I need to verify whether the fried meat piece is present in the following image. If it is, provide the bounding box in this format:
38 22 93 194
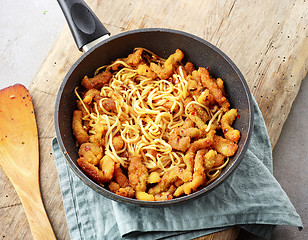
135 191 155 201
72 110 89 145
77 155 114 184
221 109 241 143
81 70 112 90
168 128 191 152
216 78 226 95
148 171 161 184
101 98 117 112
125 49 143 66
213 153 225 167
89 123 107 146
112 135 124 151
199 67 230 111
182 130 215 173
203 149 216 171
128 157 149 192
212 135 238 157
154 185 176 201
109 179 135 198
116 187 135 198
148 167 192 195
174 149 207 196
150 49 184 79
187 112 208 132
184 62 195 76
186 130 215 154
109 181 120 192
114 163 129 188
77 100 91 117
83 89 100 104
168 120 203 152
98 155 116 181
78 142 102 165
184 152 195 173
183 127 203 139
137 64 157 79
197 89 215 107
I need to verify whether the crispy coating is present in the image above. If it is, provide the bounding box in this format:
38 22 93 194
89 123 107 146
212 135 238 157
128 157 149 192
203 149 216 171
187 130 215 154
116 187 135 198
83 89 100 104
154 185 176 201
98 155 115 182
77 100 91 117
78 142 102 165
72 110 89 145
183 127 203 139
221 109 241 143
114 163 129 188
137 64 157 79
125 49 143 66
168 128 191 152
81 70 112 90
213 153 225 167
101 98 116 112
184 62 195 76
174 149 207 196
188 112 208 132
112 135 124 151
148 171 161 184
77 154 114 184
184 152 195 173
150 49 184 79
135 191 155 201
199 67 230 111
148 167 192 195
109 181 135 198
197 89 215 107
109 181 120 192
216 78 225 95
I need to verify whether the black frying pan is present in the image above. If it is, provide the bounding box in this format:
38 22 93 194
55 0 254 207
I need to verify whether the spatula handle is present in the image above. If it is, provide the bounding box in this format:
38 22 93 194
11 178 56 240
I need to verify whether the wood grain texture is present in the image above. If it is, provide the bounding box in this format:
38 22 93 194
0 85 56 240
1 0 307 239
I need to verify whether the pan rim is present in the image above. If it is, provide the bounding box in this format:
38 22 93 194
54 28 254 207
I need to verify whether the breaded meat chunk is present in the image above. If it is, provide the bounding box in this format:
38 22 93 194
128 157 149 192
72 110 89 145
150 49 184 79
81 70 112 90
212 135 238 157
199 67 230 111
221 109 241 143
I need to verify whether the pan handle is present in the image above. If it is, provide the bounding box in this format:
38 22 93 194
57 0 110 52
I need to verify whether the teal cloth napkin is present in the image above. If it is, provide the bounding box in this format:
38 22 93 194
52 97 303 240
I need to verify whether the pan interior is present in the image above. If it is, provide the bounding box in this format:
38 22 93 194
55 29 253 207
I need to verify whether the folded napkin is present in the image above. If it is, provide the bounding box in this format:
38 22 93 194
52 97 303 240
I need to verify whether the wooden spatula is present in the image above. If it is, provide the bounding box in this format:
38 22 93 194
0 84 56 240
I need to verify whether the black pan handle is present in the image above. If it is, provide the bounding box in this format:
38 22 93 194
57 0 110 51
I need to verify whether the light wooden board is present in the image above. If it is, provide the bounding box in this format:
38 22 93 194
1 0 307 239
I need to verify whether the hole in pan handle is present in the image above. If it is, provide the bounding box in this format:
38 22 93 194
57 0 110 52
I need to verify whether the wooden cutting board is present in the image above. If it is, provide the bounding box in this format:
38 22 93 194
1 0 307 239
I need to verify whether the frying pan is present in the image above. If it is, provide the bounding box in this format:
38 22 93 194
55 0 254 207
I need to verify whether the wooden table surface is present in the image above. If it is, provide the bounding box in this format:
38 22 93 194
1 0 308 239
